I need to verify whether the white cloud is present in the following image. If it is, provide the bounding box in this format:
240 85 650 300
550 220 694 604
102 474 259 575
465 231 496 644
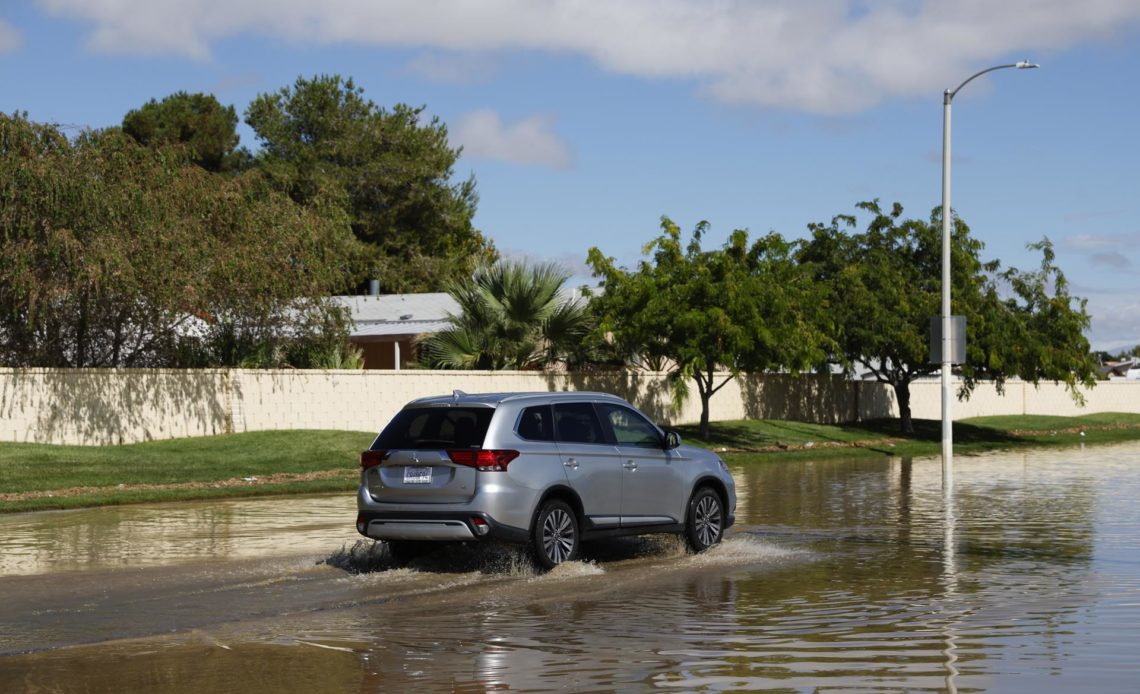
36 0 1140 113
452 110 573 170
1081 289 1140 351
0 19 22 53
500 248 594 280
1089 252 1132 271
1063 231 1140 252
1061 232 1140 274
405 52 499 84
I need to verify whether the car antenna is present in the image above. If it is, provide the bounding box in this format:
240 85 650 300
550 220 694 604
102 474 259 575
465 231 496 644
452 389 467 404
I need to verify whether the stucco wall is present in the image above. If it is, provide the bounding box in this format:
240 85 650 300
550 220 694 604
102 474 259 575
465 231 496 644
1 368 1137 445
905 379 1140 419
0 369 234 445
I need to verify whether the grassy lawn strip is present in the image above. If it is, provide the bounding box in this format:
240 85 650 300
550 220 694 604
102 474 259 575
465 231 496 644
1 430 373 513
677 412 1140 463
4 414 1140 513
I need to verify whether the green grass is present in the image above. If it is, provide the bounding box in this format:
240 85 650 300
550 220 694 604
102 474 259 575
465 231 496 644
4 414 1140 513
1 430 374 513
1 479 358 514
0 430 373 491
677 413 1140 464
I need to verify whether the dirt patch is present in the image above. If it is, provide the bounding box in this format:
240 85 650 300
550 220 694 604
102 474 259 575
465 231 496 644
1005 423 1140 436
0 469 356 503
717 438 903 454
720 423 1140 454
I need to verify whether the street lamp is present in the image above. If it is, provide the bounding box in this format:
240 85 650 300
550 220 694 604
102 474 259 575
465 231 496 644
941 60 1038 491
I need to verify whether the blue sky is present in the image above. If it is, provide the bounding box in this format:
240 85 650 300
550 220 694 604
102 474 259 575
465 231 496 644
4 1 1140 351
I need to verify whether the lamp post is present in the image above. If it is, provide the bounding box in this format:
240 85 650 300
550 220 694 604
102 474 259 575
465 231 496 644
941 61 1038 491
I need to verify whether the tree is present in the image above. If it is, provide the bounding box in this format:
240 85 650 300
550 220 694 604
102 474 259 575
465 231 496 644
418 261 591 370
245 75 494 292
0 113 359 368
798 200 1098 434
588 217 832 438
970 238 1099 394
122 91 249 172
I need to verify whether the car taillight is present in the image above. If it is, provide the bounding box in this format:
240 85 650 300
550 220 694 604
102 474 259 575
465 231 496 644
447 449 520 471
360 449 389 470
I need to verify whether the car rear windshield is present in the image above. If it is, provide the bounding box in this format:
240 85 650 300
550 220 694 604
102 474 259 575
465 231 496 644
372 407 494 450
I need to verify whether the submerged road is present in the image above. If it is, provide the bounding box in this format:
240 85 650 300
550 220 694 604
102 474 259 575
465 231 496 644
4 446 1140 692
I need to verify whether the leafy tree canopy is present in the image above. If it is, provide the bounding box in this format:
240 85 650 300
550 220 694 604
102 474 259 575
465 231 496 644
588 217 832 438
419 261 591 370
798 200 1097 433
122 91 249 173
245 74 495 293
0 112 360 368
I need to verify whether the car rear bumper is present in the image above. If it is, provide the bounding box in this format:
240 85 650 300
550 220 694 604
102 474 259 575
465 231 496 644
356 510 530 544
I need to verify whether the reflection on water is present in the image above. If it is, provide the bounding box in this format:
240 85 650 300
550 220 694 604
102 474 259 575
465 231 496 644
0 495 361 575
3 443 1140 692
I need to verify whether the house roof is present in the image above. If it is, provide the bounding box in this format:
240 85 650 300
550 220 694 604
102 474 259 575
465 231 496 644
350 319 454 338
332 285 597 340
332 293 458 339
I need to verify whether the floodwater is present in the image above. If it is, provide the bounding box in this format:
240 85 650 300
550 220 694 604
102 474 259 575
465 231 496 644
2 443 1139 692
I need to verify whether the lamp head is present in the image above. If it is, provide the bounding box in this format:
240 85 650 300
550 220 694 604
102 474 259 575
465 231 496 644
1015 60 1040 69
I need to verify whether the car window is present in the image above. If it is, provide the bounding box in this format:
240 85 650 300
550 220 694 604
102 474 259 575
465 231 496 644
597 403 662 447
553 403 605 445
517 405 554 441
373 407 493 449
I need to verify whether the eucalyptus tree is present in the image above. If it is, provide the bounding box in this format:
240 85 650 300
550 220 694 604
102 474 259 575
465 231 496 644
418 261 591 370
0 113 358 368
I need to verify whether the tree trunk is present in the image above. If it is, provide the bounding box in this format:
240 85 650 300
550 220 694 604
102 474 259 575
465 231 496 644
894 380 914 435
694 367 713 440
699 389 711 440
76 290 89 368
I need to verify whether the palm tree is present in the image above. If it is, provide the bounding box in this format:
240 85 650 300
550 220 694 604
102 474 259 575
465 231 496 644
419 261 591 370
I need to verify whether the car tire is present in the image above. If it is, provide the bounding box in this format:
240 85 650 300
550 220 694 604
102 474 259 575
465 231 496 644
685 487 725 553
531 499 580 570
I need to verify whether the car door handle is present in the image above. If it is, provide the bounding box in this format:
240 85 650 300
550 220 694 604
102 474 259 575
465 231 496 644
623 460 638 471
563 458 579 470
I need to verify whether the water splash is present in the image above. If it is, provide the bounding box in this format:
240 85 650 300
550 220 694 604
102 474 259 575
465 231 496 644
535 560 606 580
685 535 800 568
320 540 396 574
321 540 540 577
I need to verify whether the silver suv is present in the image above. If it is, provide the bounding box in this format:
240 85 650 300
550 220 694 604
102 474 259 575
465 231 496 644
356 391 735 569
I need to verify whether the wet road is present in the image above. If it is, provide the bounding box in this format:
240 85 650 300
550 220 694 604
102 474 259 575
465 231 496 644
3 443 1140 692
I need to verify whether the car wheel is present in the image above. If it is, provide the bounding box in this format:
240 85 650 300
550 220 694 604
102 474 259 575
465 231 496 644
532 499 580 569
685 487 724 553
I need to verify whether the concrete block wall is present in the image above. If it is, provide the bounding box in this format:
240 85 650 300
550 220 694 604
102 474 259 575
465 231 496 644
0 369 231 445
2 368 1138 445
905 379 1140 420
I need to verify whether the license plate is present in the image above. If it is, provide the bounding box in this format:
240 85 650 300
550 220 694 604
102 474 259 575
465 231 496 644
403 466 433 485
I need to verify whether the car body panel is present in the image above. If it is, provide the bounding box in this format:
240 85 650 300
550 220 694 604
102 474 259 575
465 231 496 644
365 450 477 505
615 444 688 525
557 443 622 526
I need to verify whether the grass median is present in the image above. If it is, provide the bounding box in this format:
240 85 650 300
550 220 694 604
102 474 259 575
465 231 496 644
677 412 1140 464
0 430 375 513
3 413 1140 513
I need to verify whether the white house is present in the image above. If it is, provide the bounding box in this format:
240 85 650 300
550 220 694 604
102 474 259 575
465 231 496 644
332 293 457 369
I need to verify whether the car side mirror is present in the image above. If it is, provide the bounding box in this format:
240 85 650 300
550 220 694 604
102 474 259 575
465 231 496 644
664 430 682 450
